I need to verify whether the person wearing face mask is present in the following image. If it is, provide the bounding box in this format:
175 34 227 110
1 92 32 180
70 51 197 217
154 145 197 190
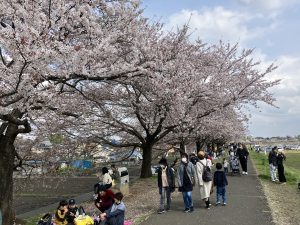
100 192 125 225
157 158 175 214
177 152 196 213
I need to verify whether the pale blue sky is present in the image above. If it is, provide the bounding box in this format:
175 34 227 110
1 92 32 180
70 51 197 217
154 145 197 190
141 0 300 137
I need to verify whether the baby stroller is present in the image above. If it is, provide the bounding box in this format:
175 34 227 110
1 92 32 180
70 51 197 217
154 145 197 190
230 156 240 175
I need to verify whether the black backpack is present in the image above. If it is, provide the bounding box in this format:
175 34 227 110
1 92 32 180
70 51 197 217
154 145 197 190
37 213 52 225
199 160 213 182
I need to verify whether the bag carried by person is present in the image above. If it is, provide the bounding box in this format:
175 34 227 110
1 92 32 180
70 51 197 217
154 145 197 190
37 213 52 225
199 160 213 182
74 215 94 225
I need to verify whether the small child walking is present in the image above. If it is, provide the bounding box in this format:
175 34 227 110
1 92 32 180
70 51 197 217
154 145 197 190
223 158 229 174
213 163 228 206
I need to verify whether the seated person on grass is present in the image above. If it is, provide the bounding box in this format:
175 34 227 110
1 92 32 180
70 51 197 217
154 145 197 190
100 192 125 225
54 200 69 225
95 185 115 213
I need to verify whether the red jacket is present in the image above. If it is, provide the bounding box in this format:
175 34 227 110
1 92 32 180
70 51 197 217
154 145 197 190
94 189 115 212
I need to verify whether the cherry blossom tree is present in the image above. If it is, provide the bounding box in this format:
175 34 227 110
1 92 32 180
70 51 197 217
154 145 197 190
0 1 280 224
0 0 156 223
66 35 279 178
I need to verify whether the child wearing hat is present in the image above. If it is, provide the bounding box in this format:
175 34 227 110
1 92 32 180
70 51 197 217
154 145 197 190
157 158 175 214
66 199 79 225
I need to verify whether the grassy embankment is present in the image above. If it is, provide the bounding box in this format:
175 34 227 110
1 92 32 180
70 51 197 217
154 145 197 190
250 150 300 185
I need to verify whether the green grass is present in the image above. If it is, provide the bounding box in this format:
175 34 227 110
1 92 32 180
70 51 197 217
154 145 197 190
250 150 300 185
24 214 43 225
285 151 300 170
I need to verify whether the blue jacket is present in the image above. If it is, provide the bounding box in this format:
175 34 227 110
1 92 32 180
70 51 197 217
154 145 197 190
177 162 195 188
105 202 125 225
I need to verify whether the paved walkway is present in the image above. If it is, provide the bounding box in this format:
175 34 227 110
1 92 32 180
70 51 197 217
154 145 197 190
140 159 274 225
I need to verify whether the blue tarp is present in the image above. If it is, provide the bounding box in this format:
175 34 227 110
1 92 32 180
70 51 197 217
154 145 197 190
71 160 92 169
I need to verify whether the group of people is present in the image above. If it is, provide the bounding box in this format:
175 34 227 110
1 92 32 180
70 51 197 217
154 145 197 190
268 146 287 184
53 199 89 225
156 149 229 214
92 165 125 225
227 143 249 175
52 165 125 225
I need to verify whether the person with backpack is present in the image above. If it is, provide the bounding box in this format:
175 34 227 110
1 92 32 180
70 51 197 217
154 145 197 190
177 152 196 213
196 151 213 209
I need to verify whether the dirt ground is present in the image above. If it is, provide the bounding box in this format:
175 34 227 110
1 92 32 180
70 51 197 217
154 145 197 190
260 181 300 225
81 177 172 222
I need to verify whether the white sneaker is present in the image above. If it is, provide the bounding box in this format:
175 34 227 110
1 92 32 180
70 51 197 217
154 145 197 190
245 172 248 175
242 171 245 174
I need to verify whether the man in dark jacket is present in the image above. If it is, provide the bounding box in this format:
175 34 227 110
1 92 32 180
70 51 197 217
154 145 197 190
157 158 175 214
268 146 278 182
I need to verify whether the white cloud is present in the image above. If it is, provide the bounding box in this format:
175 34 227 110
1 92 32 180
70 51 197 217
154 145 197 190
165 7 274 45
235 0 300 11
248 55 300 136
164 5 300 137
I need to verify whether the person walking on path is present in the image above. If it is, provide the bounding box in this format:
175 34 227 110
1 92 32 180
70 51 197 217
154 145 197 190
177 152 196 213
223 158 229 174
195 151 213 209
157 158 175 214
276 149 286 184
236 143 249 174
213 163 228 206
268 147 278 182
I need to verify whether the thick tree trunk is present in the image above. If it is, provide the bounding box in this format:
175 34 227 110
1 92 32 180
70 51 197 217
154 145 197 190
196 141 201 153
180 141 185 153
140 144 153 178
0 109 25 225
196 139 206 153
0 137 15 225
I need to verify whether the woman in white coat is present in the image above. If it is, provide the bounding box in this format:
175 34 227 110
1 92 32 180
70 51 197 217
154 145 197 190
196 151 213 209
